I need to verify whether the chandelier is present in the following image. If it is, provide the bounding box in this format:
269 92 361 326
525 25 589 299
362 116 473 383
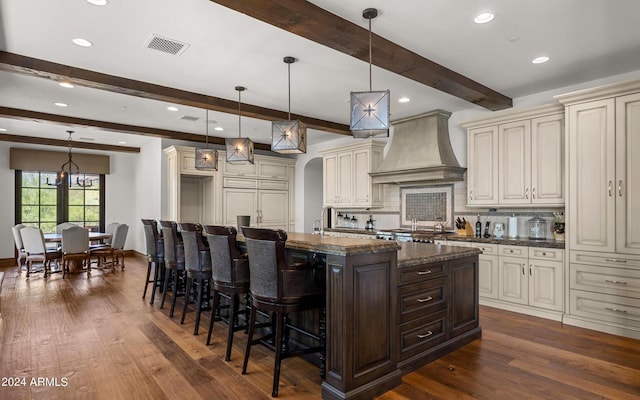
195 109 218 170
46 130 93 187
271 56 307 154
225 86 255 164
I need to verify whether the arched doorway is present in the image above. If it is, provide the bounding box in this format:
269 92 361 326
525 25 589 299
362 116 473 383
303 157 323 233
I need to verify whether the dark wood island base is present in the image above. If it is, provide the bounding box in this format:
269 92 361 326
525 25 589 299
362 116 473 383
240 233 482 400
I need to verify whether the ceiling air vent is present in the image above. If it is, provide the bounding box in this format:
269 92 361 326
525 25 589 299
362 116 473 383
144 34 190 56
180 115 200 122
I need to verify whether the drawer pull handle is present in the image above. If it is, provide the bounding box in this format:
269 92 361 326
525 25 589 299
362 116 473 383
605 307 628 314
605 279 628 285
417 296 434 303
417 331 433 339
510 250 514 253
605 258 628 263
417 270 433 275
542 252 547 256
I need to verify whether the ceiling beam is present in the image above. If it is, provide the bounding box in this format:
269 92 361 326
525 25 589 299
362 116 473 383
210 0 512 111
0 133 140 153
0 51 351 135
0 106 274 151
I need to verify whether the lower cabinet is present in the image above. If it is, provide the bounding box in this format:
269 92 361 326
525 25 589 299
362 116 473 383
396 255 480 370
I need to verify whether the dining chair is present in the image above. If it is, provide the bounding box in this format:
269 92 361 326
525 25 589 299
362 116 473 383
11 223 27 269
241 227 325 397
20 226 62 278
91 223 129 271
56 222 79 233
61 225 91 278
104 221 120 246
204 224 250 361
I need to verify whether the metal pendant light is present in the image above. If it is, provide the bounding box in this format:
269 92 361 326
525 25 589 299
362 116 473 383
225 86 255 164
46 130 93 187
195 109 218 170
350 8 390 138
272 56 307 154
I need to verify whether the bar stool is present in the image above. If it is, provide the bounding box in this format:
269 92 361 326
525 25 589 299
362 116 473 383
203 225 250 361
241 227 325 397
159 221 186 317
179 223 212 335
141 219 164 304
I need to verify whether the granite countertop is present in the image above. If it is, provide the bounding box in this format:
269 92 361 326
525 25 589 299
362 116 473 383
397 242 482 267
324 228 378 235
438 235 565 249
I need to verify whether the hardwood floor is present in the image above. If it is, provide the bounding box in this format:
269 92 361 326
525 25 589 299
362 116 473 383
1 255 639 400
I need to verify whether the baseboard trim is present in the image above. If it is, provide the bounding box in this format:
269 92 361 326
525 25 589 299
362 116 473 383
0 258 16 269
562 315 640 340
479 298 563 321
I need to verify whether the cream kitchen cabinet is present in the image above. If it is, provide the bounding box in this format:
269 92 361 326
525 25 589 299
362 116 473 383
321 140 385 208
463 104 564 207
556 79 640 339
221 187 288 231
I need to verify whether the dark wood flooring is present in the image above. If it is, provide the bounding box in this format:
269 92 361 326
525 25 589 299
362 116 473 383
1 255 639 399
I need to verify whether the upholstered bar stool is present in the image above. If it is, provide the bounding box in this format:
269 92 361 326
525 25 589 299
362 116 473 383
159 221 186 317
179 223 212 335
141 219 164 304
203 225 250 361
241 227 325 397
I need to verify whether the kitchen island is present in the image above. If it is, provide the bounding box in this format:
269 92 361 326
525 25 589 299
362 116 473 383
240 232 481 400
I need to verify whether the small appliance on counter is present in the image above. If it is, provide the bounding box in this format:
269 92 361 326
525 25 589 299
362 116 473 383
528 215 548 240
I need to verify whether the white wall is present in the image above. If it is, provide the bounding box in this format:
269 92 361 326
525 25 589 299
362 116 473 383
0 142 16 259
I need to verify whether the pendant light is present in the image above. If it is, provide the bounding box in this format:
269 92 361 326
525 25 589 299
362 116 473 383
350 7 390 138
271 56 307 154
195 109 218 170
46 130 93 187
225 86 255 164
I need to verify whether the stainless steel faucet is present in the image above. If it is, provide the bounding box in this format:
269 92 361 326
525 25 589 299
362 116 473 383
319 206 330 236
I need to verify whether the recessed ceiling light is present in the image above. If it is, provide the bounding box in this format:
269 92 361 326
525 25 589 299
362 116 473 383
54 102 68 107
398 97 410 103
532 56 550 64
508 36 520 42
0 128 7 132
59 82 74 88
474 12 495 24
72 38 93 47
167 106 179 111
86 0 108 5
214 127 224 131
118 141 127 144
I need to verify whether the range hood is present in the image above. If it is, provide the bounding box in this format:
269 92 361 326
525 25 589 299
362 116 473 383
370 109 466 185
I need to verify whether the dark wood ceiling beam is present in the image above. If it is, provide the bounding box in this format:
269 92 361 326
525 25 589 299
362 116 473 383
0 106 273 151
0 51 351 135
0 133 140 153
210 0 512 111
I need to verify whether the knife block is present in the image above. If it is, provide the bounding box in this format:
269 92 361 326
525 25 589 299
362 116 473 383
457 222 475 237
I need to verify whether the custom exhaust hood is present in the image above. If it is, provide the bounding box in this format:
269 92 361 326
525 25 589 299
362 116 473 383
370 109 466 185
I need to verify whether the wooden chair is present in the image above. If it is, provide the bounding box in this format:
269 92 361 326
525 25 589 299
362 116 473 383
241 227 325 397
61 225 91 278
56 222 78 233
91 223 129 271
159 221 186 317
11 223 27 269
142 219 164 304
20 226 61 278
179 223 212 335
203 225 250 361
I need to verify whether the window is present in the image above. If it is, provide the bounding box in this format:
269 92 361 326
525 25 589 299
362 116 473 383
16 170 105 233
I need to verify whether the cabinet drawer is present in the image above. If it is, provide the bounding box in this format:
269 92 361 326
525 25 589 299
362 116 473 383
570 251 640 269
223 177 257 189
469 242 498 255
570 263 640 299
398 277 447 323
499 244 528 258
529 247 564 262
224 161 257 177
259 162 290 180
399 311 448 360
398 262 447 286
258 180 289 191
569 289 640 328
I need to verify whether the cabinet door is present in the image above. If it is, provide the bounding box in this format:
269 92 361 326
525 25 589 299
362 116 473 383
499 120 531 204
531 114 564 204
337 152 353 205
616 93 640 255
478 254 499 299
498 256 528 305
222 188 257 228
258 190 288 230
353 148 372 206
450 257 479 338
568 99 616 252
468 126 498 205
323 154 338 206
528 259 563 311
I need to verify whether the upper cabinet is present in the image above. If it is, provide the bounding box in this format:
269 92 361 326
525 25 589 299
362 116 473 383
321 140 386 208
463 104 565 207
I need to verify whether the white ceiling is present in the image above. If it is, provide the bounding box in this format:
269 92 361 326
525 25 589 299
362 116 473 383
1 0 640 149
